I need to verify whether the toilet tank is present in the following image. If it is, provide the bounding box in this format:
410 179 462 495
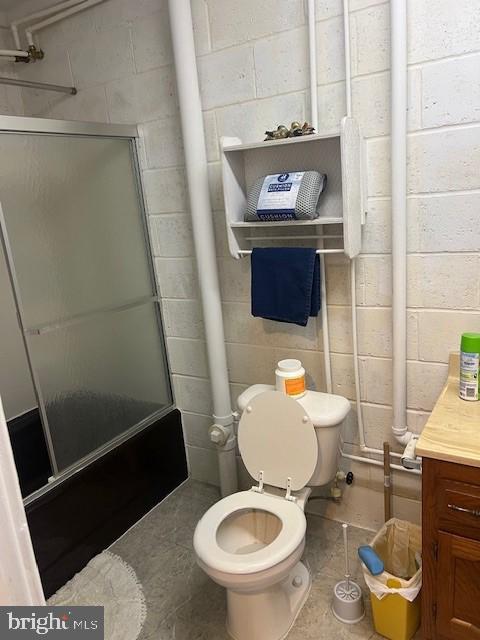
236 386 351 488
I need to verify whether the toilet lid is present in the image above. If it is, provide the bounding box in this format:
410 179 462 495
238 391 318 491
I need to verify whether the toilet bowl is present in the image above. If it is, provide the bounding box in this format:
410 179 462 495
193 490 311 640
193 388 350 640
194 490 311 640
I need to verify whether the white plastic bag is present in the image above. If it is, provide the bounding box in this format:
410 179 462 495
361 518 422 602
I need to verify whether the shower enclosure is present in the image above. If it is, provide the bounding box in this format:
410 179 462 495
0 116 174 500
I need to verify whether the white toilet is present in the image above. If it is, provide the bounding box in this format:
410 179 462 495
193 386 351 640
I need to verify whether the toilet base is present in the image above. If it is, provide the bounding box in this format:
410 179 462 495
226 561 311 640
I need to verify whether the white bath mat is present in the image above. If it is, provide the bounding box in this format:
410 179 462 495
48 551 146 640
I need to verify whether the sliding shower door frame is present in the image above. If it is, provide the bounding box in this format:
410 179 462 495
0 116 175 504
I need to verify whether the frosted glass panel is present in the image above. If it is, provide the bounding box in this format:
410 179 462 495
0 127 172 475
0 134 152 329
28 303 170 471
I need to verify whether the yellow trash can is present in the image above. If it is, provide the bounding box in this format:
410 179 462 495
361 519 422 640
370 578 421 640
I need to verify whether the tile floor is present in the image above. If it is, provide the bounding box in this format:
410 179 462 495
110 480 421 640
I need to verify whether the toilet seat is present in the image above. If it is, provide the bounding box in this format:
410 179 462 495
194 490 306 575
238 391 318 491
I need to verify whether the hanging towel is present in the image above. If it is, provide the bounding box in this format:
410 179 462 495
251 247 321 327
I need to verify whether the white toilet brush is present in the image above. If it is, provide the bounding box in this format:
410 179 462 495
331 523 365 624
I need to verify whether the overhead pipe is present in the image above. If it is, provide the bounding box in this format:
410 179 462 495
10 0 86 49
168 0 237 496
25 0 107 47
7 0 106 64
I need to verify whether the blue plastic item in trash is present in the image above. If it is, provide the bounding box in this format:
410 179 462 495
358 545 384 576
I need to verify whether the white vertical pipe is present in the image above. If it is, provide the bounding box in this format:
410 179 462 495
342 0 352 117
343 0 367 451
307 0 318 131
308 0 332 393
391 0 411 446
168 0 237 495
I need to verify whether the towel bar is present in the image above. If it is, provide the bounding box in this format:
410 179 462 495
244 234 343 241
238 248 344 256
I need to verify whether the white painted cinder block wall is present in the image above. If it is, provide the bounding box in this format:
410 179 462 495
3 0 480 528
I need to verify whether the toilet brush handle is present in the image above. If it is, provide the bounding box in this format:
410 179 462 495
342 523 350 590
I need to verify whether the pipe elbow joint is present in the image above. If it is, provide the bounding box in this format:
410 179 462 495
392 425 413 447
401 435 421 471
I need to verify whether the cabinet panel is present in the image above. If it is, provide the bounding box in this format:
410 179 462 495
436 531 480 640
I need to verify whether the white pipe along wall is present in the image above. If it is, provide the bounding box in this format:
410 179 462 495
10 0 87 49
168 0 238 497
307 0 333 395
306 0 418 473
391 0 415 450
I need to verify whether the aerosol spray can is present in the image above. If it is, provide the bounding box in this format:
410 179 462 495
459 333 480 401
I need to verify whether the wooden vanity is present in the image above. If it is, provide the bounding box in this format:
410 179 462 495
417 354 480 640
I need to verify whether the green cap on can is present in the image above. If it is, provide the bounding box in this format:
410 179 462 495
461 332 480 353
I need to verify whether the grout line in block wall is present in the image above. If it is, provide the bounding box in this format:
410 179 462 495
202 0 213 53
358 399 431 415
208 85 308 113
359 251 480 258
251 45 258 99
196 25 307 60
182 410 215 418
172 373 210 382
167 337 206 345
419 65 425 131
199 1 391 62
407 188 480 199
220 301 480 314
327 304 480 315
365 122 480 146
143 160 187 172
408 47 480 71
148 211 191 219
408 120 480 137
350 67 389 82
221 341 454 368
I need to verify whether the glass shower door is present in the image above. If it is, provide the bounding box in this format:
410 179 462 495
0 132 172 474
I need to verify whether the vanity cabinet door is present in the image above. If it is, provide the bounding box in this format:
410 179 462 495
436 531 480 639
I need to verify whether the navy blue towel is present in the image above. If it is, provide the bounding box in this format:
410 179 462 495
251 247 321 327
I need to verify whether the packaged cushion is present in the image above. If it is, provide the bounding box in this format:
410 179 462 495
245 171 326 222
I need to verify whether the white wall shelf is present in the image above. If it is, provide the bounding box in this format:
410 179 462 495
230 217 343 228
221 116 366 259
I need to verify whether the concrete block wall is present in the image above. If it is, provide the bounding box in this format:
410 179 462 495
2 0 479 528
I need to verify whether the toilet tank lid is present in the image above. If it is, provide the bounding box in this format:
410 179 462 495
237 386 350 428
296 391 351 427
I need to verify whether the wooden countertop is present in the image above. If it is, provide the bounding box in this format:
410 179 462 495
416 353 480 467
